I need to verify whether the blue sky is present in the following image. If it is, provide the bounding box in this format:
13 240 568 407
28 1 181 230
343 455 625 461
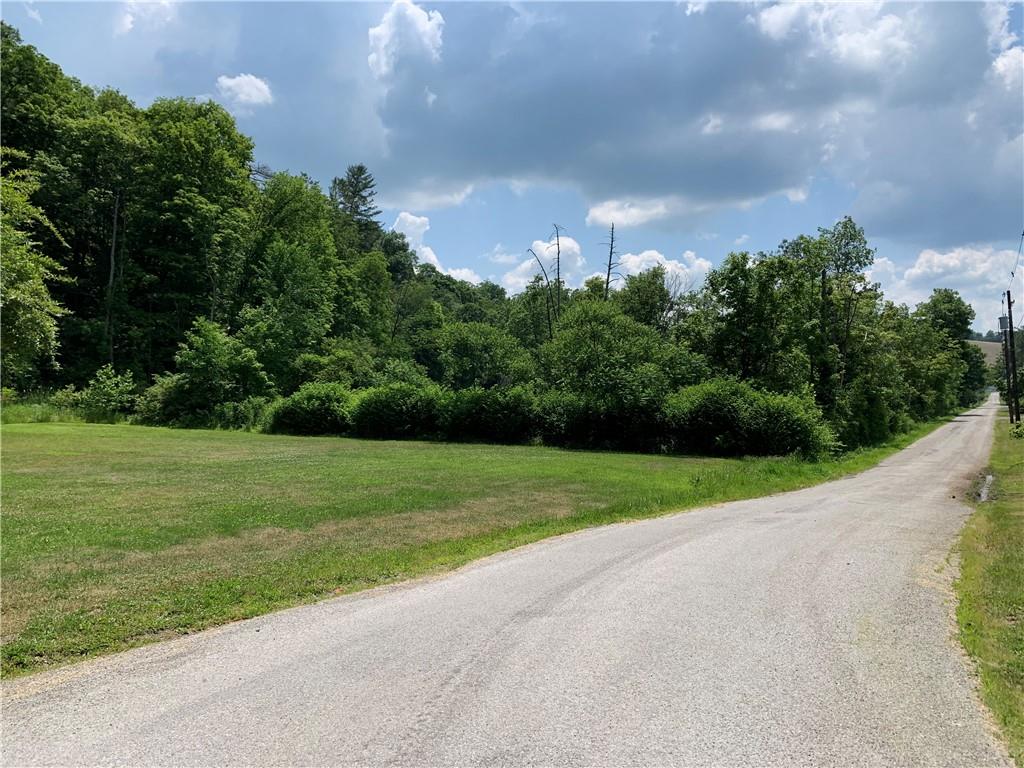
8 1 1024 328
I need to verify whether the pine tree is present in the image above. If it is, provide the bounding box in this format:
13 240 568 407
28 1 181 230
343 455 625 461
331 164 382 224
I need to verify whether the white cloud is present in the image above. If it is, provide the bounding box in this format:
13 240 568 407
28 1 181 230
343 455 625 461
757 2 804 40
753 111 796 132
529 235 585 274
757 3 911 72
392 211 480 283
215 74 273 112
448 267 482 283
23 3 42 24
869 245 1018 331
617 249 712 291
500 258 541 293
424 87 437 107
784 186 809 203
368 0 445 80
685 2 707 17
991 46 1024 91
586 198 673 228
982 2 1018 53
114 0 176 35
502 234 586 293
486 244 520 265
379 182 473 211
734 234 750 246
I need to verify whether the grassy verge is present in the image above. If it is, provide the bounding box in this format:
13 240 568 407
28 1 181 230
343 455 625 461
1 418 945 677
957 411 1024 766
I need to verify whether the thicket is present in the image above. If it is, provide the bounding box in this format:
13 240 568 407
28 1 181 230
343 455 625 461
0 23 992 459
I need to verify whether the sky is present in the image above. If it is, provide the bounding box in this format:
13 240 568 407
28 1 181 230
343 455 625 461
7 0 1024 329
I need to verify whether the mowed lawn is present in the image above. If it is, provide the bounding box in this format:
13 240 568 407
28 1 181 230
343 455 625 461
957 415 1024 765
2 421 940 676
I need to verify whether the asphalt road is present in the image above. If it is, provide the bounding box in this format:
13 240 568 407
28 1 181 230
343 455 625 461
2 395 1010 767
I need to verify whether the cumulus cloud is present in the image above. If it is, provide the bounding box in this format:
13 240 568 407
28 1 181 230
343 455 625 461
756 3 912 72
392 211 480 283
618 249 713 290
114 0 176 35
368 0 444 80
216 74 273 112
734 234 750 246
868 245 1019 330
368 2 1020 245
502 234 586 293
486 244 521 265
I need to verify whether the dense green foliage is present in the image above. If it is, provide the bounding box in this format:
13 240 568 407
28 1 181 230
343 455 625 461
1 24 986 457
265 382 354 436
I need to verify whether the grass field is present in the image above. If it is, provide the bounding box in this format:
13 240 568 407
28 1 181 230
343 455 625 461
1 419 945 676
957 414 1024 766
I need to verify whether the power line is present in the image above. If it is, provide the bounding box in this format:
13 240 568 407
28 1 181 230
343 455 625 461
1008 228 1024 292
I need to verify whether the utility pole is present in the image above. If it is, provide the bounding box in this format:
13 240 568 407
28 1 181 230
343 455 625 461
1007 290 1021 422
1001 313 1015 423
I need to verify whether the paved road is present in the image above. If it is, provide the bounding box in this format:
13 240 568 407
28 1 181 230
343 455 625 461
2 395 1010 767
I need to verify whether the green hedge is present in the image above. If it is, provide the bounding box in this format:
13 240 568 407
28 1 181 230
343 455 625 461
351 383 444 439
265 383 353 435
663 378 836 457
440 386 536 444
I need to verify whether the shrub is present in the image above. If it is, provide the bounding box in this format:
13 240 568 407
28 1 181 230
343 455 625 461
440 386 536 444
532 389 593 447
265 383 354 435
78 364 136 422
49 384 82 410
213 397 274 432
135 320 274 427
351 383 443 440
663 378 835 458
133 374 182 426
1011 423 1024 441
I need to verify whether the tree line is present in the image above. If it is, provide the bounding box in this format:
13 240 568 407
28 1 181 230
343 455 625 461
0 24 989 456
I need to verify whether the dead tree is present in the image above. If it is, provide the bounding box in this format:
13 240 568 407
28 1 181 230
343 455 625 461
529 248 554 341
603 223 620 300
551 224 565 320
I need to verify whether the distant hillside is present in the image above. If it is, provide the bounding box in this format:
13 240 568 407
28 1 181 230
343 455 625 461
969 340 1002 366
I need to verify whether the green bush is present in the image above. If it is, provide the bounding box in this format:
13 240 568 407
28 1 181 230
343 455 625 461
265 383 354 435
1011 423 1024 441
49 385 81 410
664 378 835 458
134 320 274 427
213 397 274 432
78 365 136 422
133 374 181 426
533 389 594 447
440 386 536 444
351 383 443 440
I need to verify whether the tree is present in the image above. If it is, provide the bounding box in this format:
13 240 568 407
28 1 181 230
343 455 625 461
433 322 534 390
915 288 974 341
0 152 67 385
615 265 672 332
330 164 382 250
